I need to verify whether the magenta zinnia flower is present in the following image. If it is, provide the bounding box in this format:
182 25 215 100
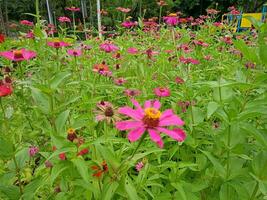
65 6 80 12
47 40 71 48
100 42 119 53
154 87 171 97
121 21 137 29
163 14 179 26
0 49 36 62
58 16 71 23
127 47 139 55
20 20 34 27
116 99 186 148
67 49 82 57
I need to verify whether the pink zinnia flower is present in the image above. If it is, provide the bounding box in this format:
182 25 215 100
179 44 192 53
163 14 179 26
154 87 171 97
175 76 185 84
25 31 35 39
213 22 223 27
222 36 233 45
179 56 200 65
58 16 71 23
114 77 127 85
67 49 82 57
116 7 131 13
47 40 71 48
0 49 36 62
65 6 80 12
124 89 141 97
20 20 34 26
193 40 209 47
121 21 137 29
136 161 144 171
100 42 119 53
116 99 186 148
28 146 39 157
127 47 139 54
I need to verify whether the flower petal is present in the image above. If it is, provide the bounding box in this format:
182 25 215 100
128 127 146 142
116 120 143 131
159 110 184 126
148 129 164 148
156 127 186 142
118 106 143 120
131 99 144 114
152 100 161 109
144 100 151 109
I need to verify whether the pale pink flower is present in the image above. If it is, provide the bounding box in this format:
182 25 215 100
67 49 82 57
0 49 36 62
94 101 121 124
124 89 141 97
100 42 119 53
58 16 71 23
127 47 139 54
65 7 80 12
115 99 186 148
154 87 171 97
28 146 39 157
116 7 131 13
114 77 127 85
136 161 144 171
20 20 34 26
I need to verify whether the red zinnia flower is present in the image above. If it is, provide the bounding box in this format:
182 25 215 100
0 84 12 97
0 34 5 43
91 161 108 177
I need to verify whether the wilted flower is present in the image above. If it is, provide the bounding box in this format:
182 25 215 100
178 44 193 53
0 49 36 62
94 101 121 124
67 128 77 142
77 148 89 156
45 160 53 168
193 40 209 47
175 76 185 84
154 87 171 97
91 161 108 177
179 56 200 65
28 146 39 157
213 22 223 27
206 9 220 15
157 0 168 6
221 36 233 45
116 99 186 148
25 31 35 39
58 16 71 23
245 61 256 69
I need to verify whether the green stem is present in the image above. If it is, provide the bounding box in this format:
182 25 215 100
72 12 76 37
13 156 23 198
226 125 231 199
159 6 162 24
0 98 6 119
249 182 259 200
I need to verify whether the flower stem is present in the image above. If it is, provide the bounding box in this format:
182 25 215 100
129 131 148 160
0 98 6 119
72 12 76 37
159 6 162 25
13 156 23 197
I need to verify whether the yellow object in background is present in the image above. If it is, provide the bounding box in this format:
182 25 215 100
240 13 262 28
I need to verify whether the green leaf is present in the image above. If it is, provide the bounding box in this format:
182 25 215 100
50 72 71 90
22 177 44 199
259 44 267 66
72 158 90 183
0 184 20 200
0 138 14 160
51 163 69 184
125 176 139 200
102 182 119 200
252 151 267 181
200 150 226 178
55 110 70 134
207 102 219 119
31 87 50 114
172 182 187 200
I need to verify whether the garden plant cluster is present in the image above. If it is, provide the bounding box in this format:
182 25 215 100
0 3 267 200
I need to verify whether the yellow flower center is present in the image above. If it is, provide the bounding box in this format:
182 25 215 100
142 108 161 128
67 128 75 135
13 50 24 59
169 13 177 17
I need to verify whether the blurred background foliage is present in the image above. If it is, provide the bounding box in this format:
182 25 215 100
0 0 266 31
